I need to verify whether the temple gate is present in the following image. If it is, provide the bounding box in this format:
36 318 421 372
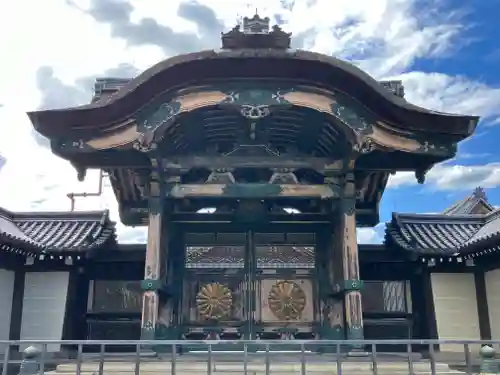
27 13 479 351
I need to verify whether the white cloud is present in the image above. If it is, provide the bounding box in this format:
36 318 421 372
1 0 500 243
388 163 500 191
391 71 500 122
357 224 385 244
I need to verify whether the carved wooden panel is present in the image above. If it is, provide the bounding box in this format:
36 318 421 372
255 245 315 269
87 319 141 340
258 279 313 323
90 280 142 313
196 282 233 320
183 277 244 323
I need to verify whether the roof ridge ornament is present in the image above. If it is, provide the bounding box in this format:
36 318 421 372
473 186 487 200
221 12 291 50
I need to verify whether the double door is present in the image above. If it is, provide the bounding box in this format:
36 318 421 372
182 231 317 341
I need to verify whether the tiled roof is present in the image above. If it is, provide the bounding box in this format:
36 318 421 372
443 187 495 215
0 208 116 255
386 210 500 256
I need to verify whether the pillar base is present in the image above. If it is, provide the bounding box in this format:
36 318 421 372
317 325 347 353
346 326 365 353
141 327 156 341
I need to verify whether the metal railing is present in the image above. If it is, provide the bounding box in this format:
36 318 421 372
3 339 500 375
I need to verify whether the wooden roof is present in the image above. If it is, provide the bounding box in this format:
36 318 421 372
27 49 478 141
25 21 481 229
0 208 116 256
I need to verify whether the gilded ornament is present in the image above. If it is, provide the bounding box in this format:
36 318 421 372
268 280 306 321
196 282 232 320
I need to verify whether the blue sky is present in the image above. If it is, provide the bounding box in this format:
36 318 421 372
371 0 500 241
1 0 500 244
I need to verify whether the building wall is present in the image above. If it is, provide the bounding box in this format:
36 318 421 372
0 270 14 352
485 269 500 339
431 273 480 351
20 272 70 352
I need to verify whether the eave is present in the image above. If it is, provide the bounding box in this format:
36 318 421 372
28 49 479 141
0 208 117 256
385 209 500 258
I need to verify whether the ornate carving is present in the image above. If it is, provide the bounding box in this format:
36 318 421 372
135 83 440 156
135 101 181 152
331 102 370 131
196 282 232 320
353 137 375 154
473 186 487 200
221 14 291 50
268 280 306 320
143 102 181 131
240 105 271 119
221 89 291 119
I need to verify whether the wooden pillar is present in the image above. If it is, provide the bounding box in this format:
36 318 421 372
140 193 164 340
340 172 364 341
322 226 345 340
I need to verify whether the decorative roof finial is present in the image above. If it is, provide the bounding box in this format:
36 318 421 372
221 12 291 50
242 12 270 34
473 186 487 200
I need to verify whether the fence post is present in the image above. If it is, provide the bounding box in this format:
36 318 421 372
18 346 41 375
479 345 499 375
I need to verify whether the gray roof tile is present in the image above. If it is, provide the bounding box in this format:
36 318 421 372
386 210 500 256
0 208 116 254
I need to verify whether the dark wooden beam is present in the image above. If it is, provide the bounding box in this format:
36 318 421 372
170 212 331 223
121 202 378 227
9 268 25 353
474 271 491 340
163 183 339 199
422 271 439 349
161 155 345 173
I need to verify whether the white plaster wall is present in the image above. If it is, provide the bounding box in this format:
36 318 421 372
20 272 69 352
0 270 15 352
485 269 500 339
431 273 480 352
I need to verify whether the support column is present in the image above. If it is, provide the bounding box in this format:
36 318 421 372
340 172 364 341
140 194 164 340
319 227 345 340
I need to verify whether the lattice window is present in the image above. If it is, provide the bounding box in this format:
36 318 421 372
185 246 245 268
256 245 315 268
362 280 412 313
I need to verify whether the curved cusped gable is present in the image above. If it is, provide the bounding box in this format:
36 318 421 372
72 83 449 156
28 50 479 143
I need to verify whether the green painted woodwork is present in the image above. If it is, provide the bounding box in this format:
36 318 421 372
346 325 364 340
148 197 163 213
346 326 365 351
140 278 163 291
319 323 344 341
135 82 380 152
341 198 356 216
332 279 364 295
143 101 182 131
220 87 293 107
140 326 155 341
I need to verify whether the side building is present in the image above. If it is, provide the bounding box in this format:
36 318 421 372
0 187 498 353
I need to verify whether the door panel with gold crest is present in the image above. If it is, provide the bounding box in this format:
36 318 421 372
182 244 249 339
253 233 317 340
